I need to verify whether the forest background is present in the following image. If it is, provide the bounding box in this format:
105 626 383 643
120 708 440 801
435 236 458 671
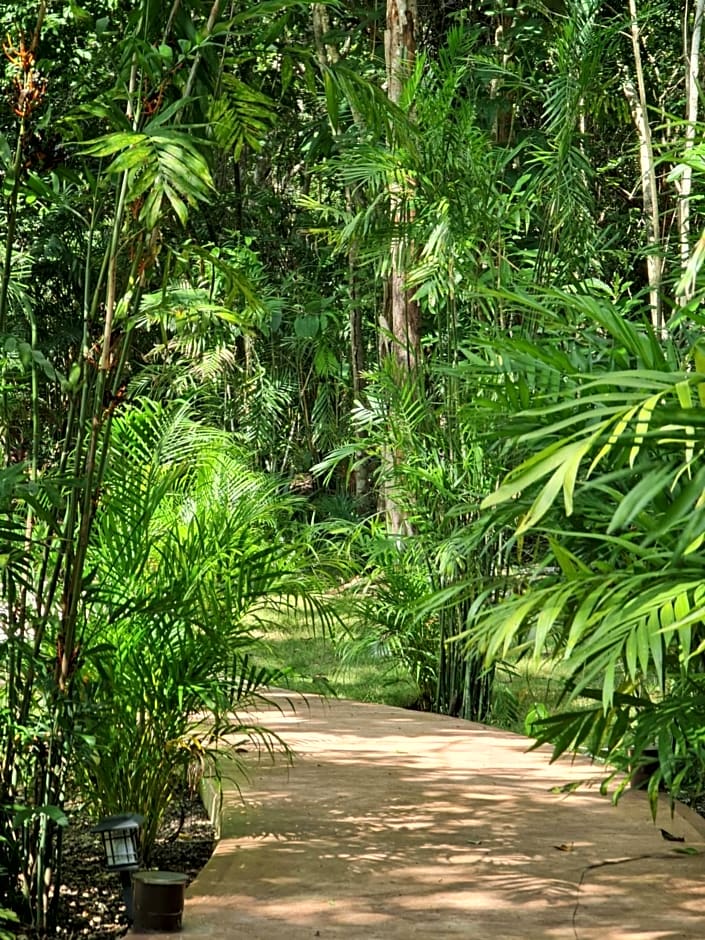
3 0 705 933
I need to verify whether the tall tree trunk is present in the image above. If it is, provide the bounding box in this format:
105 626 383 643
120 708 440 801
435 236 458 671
381 0 420 535
490 0 517 146
384 0 420 373
677 0 705 303
625 0 663 333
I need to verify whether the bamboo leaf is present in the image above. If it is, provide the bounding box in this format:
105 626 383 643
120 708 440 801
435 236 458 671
607 462 673 533
629 391 662 466
483 439 583 510
81 131 144 157
517 464 565 533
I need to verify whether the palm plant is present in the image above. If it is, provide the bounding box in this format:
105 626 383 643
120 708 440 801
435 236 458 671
448 284 705 801
529 0 609 285
316 357 506 719
0 0 254 926
74 400 323 859
301 24 530 716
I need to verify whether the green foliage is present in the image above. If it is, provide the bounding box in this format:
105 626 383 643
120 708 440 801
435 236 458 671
211 75 278 160
0 906 19 940
82 120 214 228
334 529 442 709
456 287 705 802
316 362 505 720
74 401 316 857
0 0 336 928
249 609 420 707
6 0 705 929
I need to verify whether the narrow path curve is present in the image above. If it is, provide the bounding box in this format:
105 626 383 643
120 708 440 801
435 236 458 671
134 693 705 939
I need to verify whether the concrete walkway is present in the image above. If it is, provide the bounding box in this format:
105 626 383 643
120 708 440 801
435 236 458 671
136 693 705 939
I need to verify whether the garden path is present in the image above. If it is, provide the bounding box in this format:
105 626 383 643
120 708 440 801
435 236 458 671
132 692 705 939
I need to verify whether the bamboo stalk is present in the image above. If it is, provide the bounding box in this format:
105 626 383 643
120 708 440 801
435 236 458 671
625 0 663 333
182 0 222 104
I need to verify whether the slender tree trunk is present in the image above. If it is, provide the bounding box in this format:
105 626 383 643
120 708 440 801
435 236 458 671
490 1 516 146
312 2 338 67
383 0 419 373
384 0 420 372
677 0 705 303
381 0 420 535
625 0 663 333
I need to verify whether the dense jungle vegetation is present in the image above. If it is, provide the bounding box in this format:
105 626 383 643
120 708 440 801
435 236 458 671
3 0 705 931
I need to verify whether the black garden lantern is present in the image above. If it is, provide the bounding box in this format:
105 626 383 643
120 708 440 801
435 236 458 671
91 813 145 920
92 813 144 869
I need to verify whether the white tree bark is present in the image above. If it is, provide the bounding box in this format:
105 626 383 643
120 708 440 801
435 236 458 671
677 0 705 303
626 0 663 333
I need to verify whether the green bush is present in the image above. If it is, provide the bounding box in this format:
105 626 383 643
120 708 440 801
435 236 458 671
73 401 325 859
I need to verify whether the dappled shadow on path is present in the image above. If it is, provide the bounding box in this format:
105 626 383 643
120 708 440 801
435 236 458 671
181 695 705 940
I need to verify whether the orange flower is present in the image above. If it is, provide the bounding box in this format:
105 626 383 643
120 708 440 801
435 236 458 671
3 34 46 119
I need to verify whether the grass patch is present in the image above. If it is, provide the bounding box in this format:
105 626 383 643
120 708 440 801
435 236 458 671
254 617 419 708
253 609 589 732
489 658 599 738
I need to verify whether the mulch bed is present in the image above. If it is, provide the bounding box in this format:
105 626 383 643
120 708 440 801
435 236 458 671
15 790 216 939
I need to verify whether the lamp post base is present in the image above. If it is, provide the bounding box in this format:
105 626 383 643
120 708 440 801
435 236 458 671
119 869 134 923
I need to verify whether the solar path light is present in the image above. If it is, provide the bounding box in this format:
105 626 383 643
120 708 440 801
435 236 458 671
91 813 144 921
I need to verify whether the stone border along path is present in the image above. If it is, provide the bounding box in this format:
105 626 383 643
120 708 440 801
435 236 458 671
132 692 705 939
